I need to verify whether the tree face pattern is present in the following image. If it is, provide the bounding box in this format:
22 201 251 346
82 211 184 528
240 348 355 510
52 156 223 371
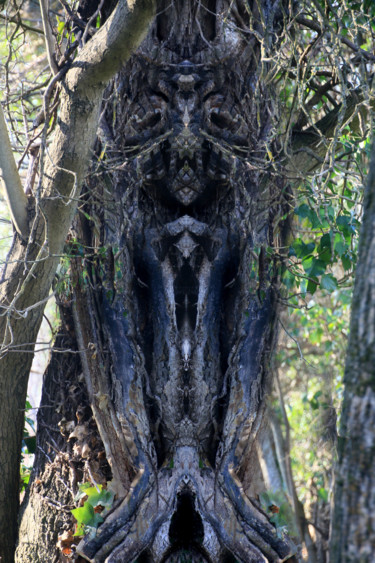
77 2 296 561
126 61 241 466
131 60 245 208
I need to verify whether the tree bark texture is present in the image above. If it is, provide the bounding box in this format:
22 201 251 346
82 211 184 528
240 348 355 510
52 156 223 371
0 2 154 562
18 2 300 562
330 143 375 561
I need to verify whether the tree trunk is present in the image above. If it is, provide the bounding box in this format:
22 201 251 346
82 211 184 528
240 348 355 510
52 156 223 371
0 2 154 561
330 142 375 562
17 2 298 561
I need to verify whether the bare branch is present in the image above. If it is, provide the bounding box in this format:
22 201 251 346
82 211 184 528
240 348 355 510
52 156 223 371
0 102 28 238
0 13 43 35
295 15 375 63
39 0 59 75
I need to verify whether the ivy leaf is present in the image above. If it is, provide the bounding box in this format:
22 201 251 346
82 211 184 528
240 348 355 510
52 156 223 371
72 483 114 538
295 204 321 228
87 488 114 509
319 206 335 228
318 246 332 264
281 269 296 289
319 233 331 250
72 501 104 537
336 214 359 240
341 252 353 271
334 235 347 257
72 502 95 527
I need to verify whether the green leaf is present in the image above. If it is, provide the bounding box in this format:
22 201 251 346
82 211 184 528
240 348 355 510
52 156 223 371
302 257 326 276
295 204 321 228
318 487 329 502
341 252 352 271
289 238 315 259
318 246 332 264
23 436 36 454
294 203 309 218
320 274 338 292
73 522 86 537
281 269 296 289
72 502 95 526
307 276 319 295
334 235 347 257
89 489 114 509
336 214 359 240
319 233 331 250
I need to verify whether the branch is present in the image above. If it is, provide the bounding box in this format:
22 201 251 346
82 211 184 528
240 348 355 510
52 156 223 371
0 102 28 238
66 0 155 92
0 13 43 35
287 87 374 176
39 0 59 75
295 15 375 63
40 0 155 250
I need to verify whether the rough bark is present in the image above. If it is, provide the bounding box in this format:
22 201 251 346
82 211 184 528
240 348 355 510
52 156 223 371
19 2 299 561
16 329 81 563
330 142 375 561
0 2 154 561
16 304 113 563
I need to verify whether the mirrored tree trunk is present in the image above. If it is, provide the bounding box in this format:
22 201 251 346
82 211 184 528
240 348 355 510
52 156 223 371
17 1 297 561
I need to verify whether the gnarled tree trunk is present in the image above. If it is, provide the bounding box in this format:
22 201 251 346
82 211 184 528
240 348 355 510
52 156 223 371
18 2 297 561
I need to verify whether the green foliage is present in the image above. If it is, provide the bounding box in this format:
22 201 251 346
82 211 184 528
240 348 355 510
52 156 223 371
260 490 297 538
281 138 363 297
276 287 350 510
71 482 114 538
20 400 36 492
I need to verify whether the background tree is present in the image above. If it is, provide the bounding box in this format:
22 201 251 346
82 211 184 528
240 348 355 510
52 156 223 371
330 139 375 561
0 1 374 562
